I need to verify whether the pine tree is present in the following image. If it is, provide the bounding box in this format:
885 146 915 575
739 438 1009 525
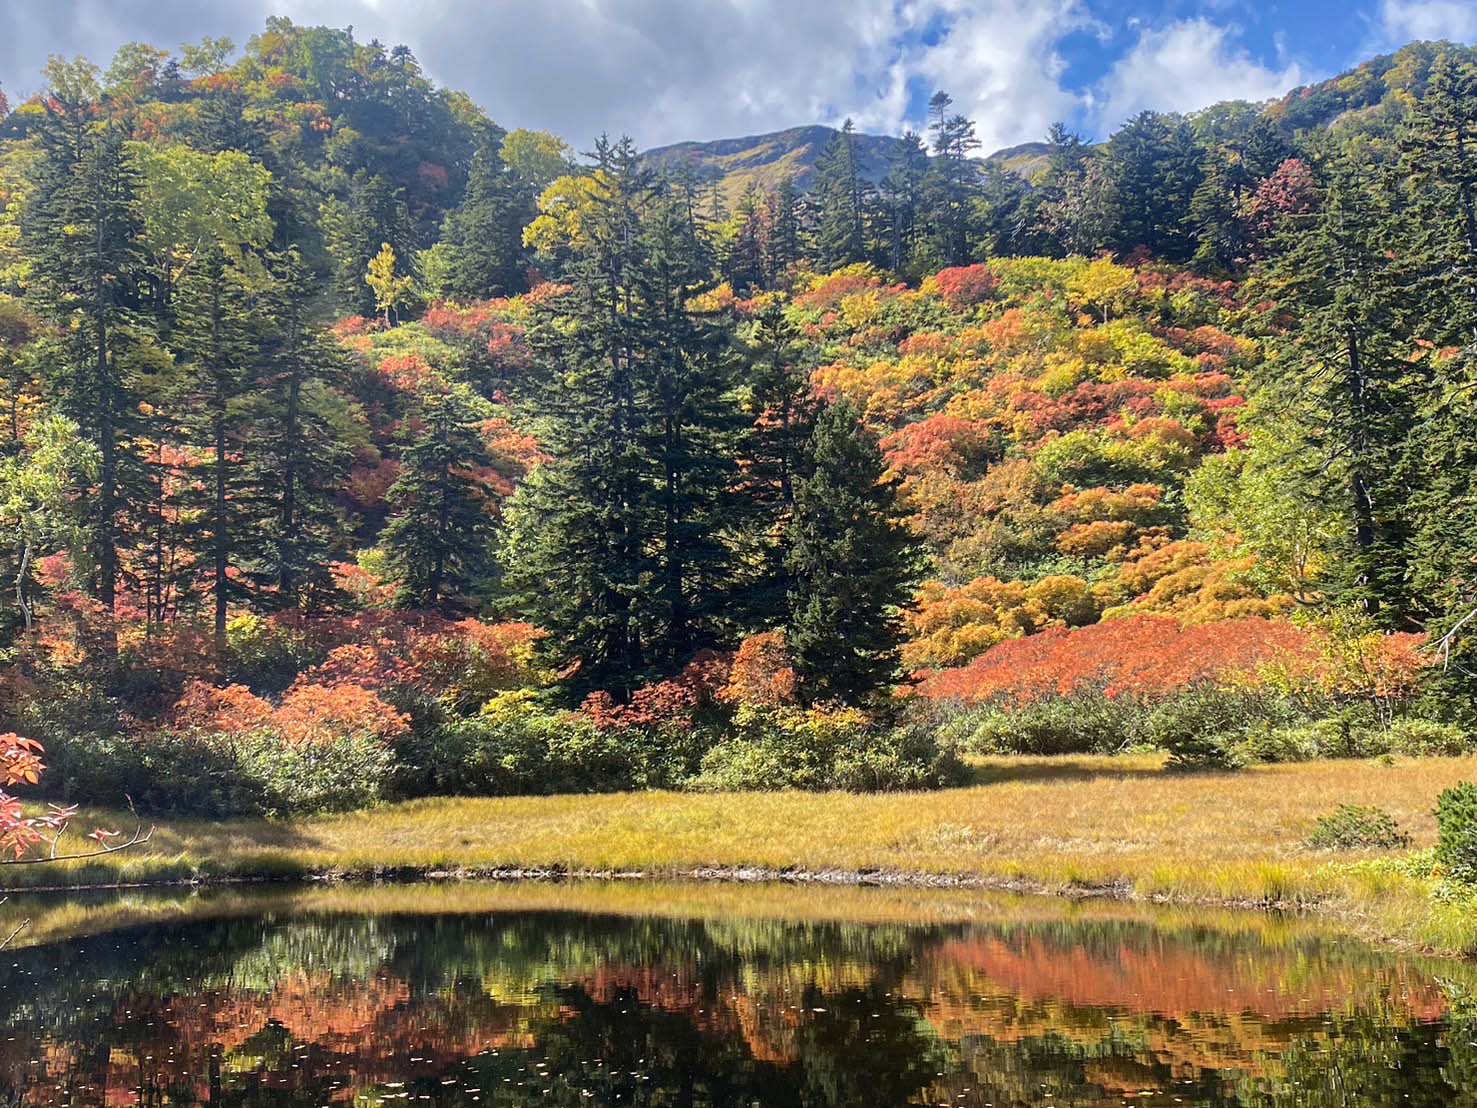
439 125 531 298
766 174 803 285
381 386 496 611
877 132 928 274
239 250 350 612
813 120 868 270
502 137 655 693
1189 152 1249 273
726 182 767 293
786 400 921 706
1104 111 1205 261
321 172 416 316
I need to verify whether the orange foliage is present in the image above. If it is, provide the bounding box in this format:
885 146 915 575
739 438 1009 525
274 681 410 744
917 616 1323 703
923 264 998 309
722 631 798 708
172 680 273 733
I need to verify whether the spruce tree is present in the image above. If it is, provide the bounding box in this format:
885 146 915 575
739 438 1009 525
766 175 803 284
785 400 921 706
878 132 928 274
382 386 496 611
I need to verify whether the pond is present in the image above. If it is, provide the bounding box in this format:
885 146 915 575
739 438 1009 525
0 880 1473 1106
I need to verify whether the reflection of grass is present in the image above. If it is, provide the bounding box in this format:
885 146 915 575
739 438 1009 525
2 752 1476 954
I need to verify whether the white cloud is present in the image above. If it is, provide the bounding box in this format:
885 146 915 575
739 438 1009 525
902 0 1089 152
1378 0 1477 44
1094 18 1304 130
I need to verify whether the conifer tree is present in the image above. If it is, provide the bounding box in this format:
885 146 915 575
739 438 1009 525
766 174 803 284
877 132 928 274
439 125 530 298
924 92 981 266
240 251 350 611
382 386 496 611
1261 143 1411 620
813 120 868 270
786 400 921 706
22 65 150 634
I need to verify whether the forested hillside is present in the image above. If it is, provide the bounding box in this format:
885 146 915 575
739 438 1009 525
2 20 1477 826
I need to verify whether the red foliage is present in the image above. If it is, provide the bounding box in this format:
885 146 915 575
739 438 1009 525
582 651 731 731
927 264 998 309
0 733 73 860
917 616 1322 704
172 680 273 733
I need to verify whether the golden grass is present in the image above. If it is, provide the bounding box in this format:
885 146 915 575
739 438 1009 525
6 752 1476 954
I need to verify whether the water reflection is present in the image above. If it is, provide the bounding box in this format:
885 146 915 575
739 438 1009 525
0 884 1472 1106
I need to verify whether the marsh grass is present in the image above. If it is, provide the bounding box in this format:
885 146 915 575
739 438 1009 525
5 752 1476 953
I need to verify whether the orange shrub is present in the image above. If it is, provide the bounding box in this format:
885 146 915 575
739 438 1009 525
274 682 410 744
722 631 798 709
917 616 1323 704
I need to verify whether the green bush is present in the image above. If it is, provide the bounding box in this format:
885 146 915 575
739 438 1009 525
1237 724 1319 764
1306 804 1411 851
1148 686 1305 771
427 691 706 796
1387 718 1471 757
1436 782 1477 885
961 693 1145 756
39 727 393 817
691 706 964 792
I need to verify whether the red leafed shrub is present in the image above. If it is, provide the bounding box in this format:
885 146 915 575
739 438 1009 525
274 682 410 744
0 733 73 860
582 651 732 731
172 680 274 733
925 264 998 309
881 415 995 478
722 631 798 709
917 616 1323 704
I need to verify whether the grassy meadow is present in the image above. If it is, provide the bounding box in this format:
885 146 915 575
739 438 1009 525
7 751 1477 955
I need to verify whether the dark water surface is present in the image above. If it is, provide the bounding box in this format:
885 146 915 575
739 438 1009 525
1 881 1474 1106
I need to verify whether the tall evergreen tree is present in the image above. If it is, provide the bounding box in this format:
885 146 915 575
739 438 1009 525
924 92 981 266
439 124 531 298
1261 143 1412 620
766 174 803 285
786 400 921 706
382 386 496 611
812 120 868 270
22 63 150 638
1104 111 1205 261
877 132 929 274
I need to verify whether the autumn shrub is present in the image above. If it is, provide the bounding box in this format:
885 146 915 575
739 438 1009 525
38 727 393 817
1306 804 1411 851
1436 783 1477 886
428 691 704 796
956 692 1148 756
1148 686 1306 771
689 706 964 792
1385 718 1472 757
225 614 318 694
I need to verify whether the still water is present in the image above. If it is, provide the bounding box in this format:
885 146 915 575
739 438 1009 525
1 881 1473 1106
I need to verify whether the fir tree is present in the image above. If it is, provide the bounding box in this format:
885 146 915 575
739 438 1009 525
382 386 496 611
924 92 981 266
813 120 868 270
439 124 531 298
766 174 803 285
786 400 921 706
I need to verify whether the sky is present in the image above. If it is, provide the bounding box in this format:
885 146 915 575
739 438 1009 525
1 0 1475 153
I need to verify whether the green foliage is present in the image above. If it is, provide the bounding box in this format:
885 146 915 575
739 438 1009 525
1148 686 1306 771
691 706 964 793
786 400 922 706
958 693 1144 756
1306 804 1411 850
1436 783 1477 885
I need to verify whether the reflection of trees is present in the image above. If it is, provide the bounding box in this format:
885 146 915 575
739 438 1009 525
0 905 1473 1106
